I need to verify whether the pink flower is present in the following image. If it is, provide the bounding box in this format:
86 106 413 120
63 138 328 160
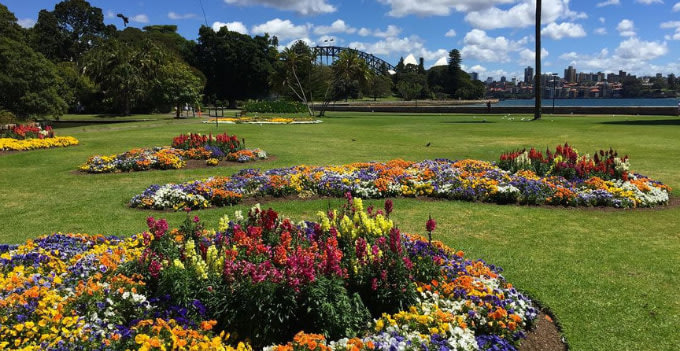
193 216 200 223
149 259 161 278
371 277 378 291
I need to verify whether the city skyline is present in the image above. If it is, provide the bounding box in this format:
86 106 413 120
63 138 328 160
6 0 680 80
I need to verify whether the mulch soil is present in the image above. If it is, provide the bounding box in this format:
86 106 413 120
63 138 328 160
520 312 569 351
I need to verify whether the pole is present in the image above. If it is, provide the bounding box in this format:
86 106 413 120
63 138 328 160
553 74 557 114
533 0 542 120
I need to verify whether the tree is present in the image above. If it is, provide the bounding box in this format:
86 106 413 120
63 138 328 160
396 72 426 101
621 76 642 98
84 38 165 115
0 38 68 119
30 10 67 61
667 73 677 91
53 0 111 61
272 40 316 116
56 61 96 112
446 49 463 96
158 61 205 118
0 4 25 42
366 73 393 101
533 0 542 120
194 26 276 108
331 49 370 101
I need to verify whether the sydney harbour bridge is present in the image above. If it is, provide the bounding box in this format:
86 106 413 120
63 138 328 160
312 46 395 73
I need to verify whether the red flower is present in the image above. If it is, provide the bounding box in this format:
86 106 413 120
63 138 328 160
426 216 436 232
384 199 393 216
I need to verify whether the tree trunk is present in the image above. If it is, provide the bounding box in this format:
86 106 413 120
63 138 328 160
228 98 237 109
533 0 542 120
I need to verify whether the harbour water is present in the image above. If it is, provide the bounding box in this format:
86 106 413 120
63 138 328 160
489 98 679 107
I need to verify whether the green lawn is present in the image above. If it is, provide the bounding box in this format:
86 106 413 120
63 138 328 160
1 112 679 350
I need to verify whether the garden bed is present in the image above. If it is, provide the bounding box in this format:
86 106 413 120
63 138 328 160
80 132 268 173
129 158 671 211
0 199 552 350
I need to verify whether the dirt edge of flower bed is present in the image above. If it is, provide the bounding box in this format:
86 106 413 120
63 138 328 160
71 155 277 175
520 310 569 351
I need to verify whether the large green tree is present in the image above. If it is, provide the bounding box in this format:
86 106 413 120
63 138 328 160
31 0 112 62
194 26 276 108
0 4 25 42
84 39 166 115
158 61 205 118
0 38 68 119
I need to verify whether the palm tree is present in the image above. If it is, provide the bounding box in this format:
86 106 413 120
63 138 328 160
332 49 370 101
533 0 542 120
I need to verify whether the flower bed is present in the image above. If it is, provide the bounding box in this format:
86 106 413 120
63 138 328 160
0 136 80 152
0 123 79 151
204 117 322 125
1 123 54 140
0 199 538 350
130 157 670 210
80 132 267 173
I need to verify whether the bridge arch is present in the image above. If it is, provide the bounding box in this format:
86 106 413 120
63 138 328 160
312 46 395 74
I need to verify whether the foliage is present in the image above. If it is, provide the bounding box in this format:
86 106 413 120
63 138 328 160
396 72 427 100
0 110 17 125
243 100 308 114
194 26 277 108
158 61 205 118
0 4 25 42
331 50 371 101
0 37 68 119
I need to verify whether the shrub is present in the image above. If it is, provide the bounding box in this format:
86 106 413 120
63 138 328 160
243 100 307 114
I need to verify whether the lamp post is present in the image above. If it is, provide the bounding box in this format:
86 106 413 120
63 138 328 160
552 73 558 114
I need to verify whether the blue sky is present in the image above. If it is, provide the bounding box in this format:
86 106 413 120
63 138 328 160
6 0 680 80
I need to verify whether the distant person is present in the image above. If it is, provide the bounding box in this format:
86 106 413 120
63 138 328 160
486 101 491 112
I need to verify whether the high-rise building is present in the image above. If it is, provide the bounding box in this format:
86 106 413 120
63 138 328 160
469 72 479 81
524 66 534 84
564 66 576 83
500 76 506 83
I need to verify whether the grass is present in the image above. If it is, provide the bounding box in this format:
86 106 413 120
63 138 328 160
1 112 679 350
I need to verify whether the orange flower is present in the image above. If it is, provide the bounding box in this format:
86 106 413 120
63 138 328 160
200 320 217 331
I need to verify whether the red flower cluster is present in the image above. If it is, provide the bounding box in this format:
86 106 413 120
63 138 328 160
1 123 53 140
171 132 241 153
499 143 629 180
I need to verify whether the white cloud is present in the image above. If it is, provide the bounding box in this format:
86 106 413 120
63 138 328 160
358 28 371 36
374 25 401 38
17 18 36 28
635 0 663 4
131 14 149 23
313 19 356 35
518 48 550 65
378 0 514 17
460 29 526 62
464 0 586 30
615 37 667 60
105 10 116 19
445 29 456 37
559 38 670 76
348 35 446 62
251 18 310 40
168 12 196 20
674 2 680 11
542 22 587 39
212 21 249 34
617 19 636 37
661 21 680 40
597 0 620 7
594 27 607 35
599 17 606 24
224 0 336 15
